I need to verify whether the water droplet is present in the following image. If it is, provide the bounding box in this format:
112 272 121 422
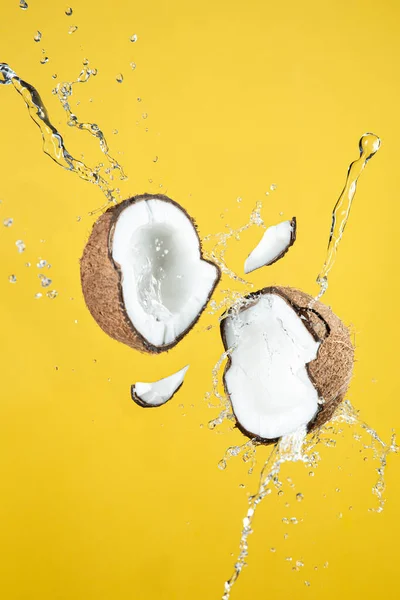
8 274 17 283
34 31 42 42
304 581 311 587
130 34 138 42
130 62 136 70
308 471 315 477
137 97 142 102
116 73 124 83
296 493 303 502
34 292 42 299
19 0 28 9
142 112 148 119
40 57 49 65
270 183 277 191
15 240 25 253
153 156 158 163
236 196 242 203
218 459 227 470
112 129 118 135
68 25 78 34
65 7 73 16
52 73 57 79
39 274 52 287
47 290 58 299
37 259 47 268
25 262 31 267
3 218 13 227
270 547 276 553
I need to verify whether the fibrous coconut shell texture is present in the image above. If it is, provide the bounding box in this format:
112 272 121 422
221 286 354 443
80 194 221 353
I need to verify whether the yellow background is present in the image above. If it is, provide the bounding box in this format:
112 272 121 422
0 0 399 598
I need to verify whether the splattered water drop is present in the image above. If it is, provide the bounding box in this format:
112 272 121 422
40 57 49 65
19 0 28 9
68 25 78 34
65 7 73 16
34 31 42 43
3 218 13 227
47 290 58 299
130 34 138 42
39 274 52 287
15 240 25 253
8 274 17 283
116 73 124 83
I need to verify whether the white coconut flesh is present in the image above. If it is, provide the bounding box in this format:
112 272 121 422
132 365 189 407
112 198 219 347
244 220 295 274
223 293 321 440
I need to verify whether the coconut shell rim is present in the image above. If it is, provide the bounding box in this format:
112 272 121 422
97 193 221 354
220 285 350 445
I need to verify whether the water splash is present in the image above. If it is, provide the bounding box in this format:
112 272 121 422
0 63 120 204
53 62 126 184
203 200 265 286
222 426 311 600
316 133 381 299
220 401 397 599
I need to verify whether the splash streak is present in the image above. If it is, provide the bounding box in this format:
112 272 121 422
53 62 127 182
222 426 311 599
221 400 397 599
0 63 118 204
316 133 381 299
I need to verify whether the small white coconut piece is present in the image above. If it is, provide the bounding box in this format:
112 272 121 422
244 218 296 274
81 195 221 353
131 365 189 407
221 286 354 443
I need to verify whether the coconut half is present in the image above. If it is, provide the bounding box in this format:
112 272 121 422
244 218 296 274
221 286 354 443
131 364 189 407
81 195 221 353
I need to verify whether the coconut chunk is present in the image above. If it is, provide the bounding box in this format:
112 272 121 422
221 287 354 443
131 365 189 407
244 218 296 274
80 195 221 353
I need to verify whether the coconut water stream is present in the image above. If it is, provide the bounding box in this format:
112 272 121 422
0 63 124 205
315 133 381 299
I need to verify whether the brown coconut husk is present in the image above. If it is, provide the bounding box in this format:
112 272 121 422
80 194 221 353
220 286 354 443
